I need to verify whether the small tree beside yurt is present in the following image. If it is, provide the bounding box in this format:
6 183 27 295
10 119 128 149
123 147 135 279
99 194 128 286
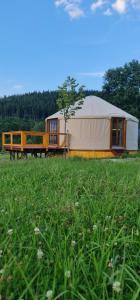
57 76 85 156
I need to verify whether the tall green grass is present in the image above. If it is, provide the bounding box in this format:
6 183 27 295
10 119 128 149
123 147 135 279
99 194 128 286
0 157 140 299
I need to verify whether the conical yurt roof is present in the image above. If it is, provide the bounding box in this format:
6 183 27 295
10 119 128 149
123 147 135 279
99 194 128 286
46 96 138 122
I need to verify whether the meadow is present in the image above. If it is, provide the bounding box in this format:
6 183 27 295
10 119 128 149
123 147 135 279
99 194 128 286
0 156 140 300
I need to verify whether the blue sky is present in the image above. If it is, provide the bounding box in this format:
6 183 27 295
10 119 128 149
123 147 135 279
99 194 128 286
0 0 140 96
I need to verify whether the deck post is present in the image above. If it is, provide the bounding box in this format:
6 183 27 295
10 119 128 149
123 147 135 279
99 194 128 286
10 151 12 160
13 152 15 160
10 151 15 160
10 133 13 150
43 133 48 150
21 131 26 151
2 133 5 150
17 152 21 160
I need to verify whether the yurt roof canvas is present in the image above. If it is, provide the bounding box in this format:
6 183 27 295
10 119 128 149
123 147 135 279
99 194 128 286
46 96 138 123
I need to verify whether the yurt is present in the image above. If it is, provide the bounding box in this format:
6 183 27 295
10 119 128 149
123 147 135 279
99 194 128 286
45 96 139 158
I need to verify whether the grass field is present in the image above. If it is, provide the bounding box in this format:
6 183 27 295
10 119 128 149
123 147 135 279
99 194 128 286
0 157 140 300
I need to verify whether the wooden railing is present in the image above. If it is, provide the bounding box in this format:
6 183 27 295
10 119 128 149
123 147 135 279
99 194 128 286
2 131 48 150
2 131 70 151
47 132 70 149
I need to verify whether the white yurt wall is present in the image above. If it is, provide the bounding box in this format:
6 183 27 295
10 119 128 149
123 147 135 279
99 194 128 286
126 120 138 150
66 118 110 150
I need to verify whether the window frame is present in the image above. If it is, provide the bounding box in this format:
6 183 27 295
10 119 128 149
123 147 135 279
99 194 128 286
47 118 59 145
110 117 126 149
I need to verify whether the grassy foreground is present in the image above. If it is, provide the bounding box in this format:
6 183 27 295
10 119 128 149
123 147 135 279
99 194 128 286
0 157 140 300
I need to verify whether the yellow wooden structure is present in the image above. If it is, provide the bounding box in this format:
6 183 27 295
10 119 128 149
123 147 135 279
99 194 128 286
2 131 48 151
69 150 116 158
2 130 136 159
2 131 69 159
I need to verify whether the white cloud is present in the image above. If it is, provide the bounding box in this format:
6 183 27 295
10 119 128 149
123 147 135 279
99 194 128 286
91 0 106 12
78 71 105 77
104 8 112 15
54 0 84 18
112 0 127 14
54 0 140 18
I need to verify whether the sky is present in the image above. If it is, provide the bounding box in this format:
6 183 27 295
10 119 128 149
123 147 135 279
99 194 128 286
0 0 140 96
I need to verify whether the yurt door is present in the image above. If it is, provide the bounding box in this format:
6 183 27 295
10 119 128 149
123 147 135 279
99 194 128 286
47 119 58 145
111 118 126 149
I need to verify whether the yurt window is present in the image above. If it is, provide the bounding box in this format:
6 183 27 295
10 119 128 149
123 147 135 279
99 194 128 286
47 118 58 145
111 118 125 148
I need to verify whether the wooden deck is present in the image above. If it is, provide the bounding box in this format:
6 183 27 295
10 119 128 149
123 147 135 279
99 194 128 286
2 131 70 159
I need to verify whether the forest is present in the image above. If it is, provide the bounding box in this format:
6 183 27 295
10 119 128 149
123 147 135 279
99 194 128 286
0 60 140 147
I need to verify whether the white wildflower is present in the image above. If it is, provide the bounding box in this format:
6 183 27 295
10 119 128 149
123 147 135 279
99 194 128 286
112 281 121 293
71 240 76 247
79 232 82 236
46 290 53 299
7 229 13 236
37 248 44 260
34 227 40 235
65 270 71 278
104 227 109 232
135 229 139 236
108 259 113 268
106 215 111 220
93 225 97 231
75 202 79 207
45 226 48 232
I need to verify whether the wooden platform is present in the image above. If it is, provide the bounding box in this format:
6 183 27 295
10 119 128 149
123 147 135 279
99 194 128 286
2 131 69 159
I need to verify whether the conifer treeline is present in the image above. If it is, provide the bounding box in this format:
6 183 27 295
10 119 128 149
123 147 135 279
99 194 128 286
0 91 58 120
